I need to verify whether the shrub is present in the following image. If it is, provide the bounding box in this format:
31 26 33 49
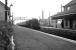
0 21 13 50
40 27 76 40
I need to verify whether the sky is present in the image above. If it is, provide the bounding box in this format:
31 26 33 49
0 0 71 24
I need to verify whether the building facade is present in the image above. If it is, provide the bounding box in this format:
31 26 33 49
0 1 10 21
0 1 5 21
39 19 49 26
52 0 76 29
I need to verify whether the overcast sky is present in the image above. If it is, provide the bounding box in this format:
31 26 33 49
1 0 71 18
0 0 71 24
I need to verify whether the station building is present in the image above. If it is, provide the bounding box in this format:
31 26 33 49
52 0 76 29
0 1 10 21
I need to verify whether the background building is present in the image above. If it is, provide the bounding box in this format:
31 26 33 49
0 1 10 21
39 19 49 26
52 0 76 30
0 1 5 21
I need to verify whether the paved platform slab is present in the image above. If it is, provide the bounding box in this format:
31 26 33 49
13 25 76 50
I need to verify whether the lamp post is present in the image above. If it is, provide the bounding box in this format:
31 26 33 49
49 11 50 26
9 4 13 22
5 0 8 21
10 4 13 16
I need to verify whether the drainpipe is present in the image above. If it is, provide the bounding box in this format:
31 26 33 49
5 0 8 21
56 19 57 28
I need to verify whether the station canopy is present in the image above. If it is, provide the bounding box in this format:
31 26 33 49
52 9 76 19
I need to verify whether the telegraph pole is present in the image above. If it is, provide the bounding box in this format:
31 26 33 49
12 13 13 24
5 0 8 21
42 10 44 25
61 4 63 12
49 11 50 26
42 10 44 20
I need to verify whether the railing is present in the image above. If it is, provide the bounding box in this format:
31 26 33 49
13 17 27 20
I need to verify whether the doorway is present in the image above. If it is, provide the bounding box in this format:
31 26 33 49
70 19 73 29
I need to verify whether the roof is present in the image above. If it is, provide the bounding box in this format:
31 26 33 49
0 1 5 6
64 0 76 7
0 1 10 10
52 0 76 19
52 10 76 19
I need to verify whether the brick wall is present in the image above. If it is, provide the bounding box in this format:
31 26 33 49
0 4 5 21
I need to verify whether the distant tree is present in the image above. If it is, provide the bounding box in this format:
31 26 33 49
26 18 40 30
25 20 32 28
17 18 40 30
31 19 40 30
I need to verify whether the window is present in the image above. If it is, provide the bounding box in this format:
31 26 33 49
67 7 70 11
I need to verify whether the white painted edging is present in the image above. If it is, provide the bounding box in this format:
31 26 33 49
18 26 76 44
11 36 15 50
40 26 76 43
29 28 76 44
47 33 76 43
43 32 76 44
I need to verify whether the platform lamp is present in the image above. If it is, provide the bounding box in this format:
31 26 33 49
9 4 13 24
